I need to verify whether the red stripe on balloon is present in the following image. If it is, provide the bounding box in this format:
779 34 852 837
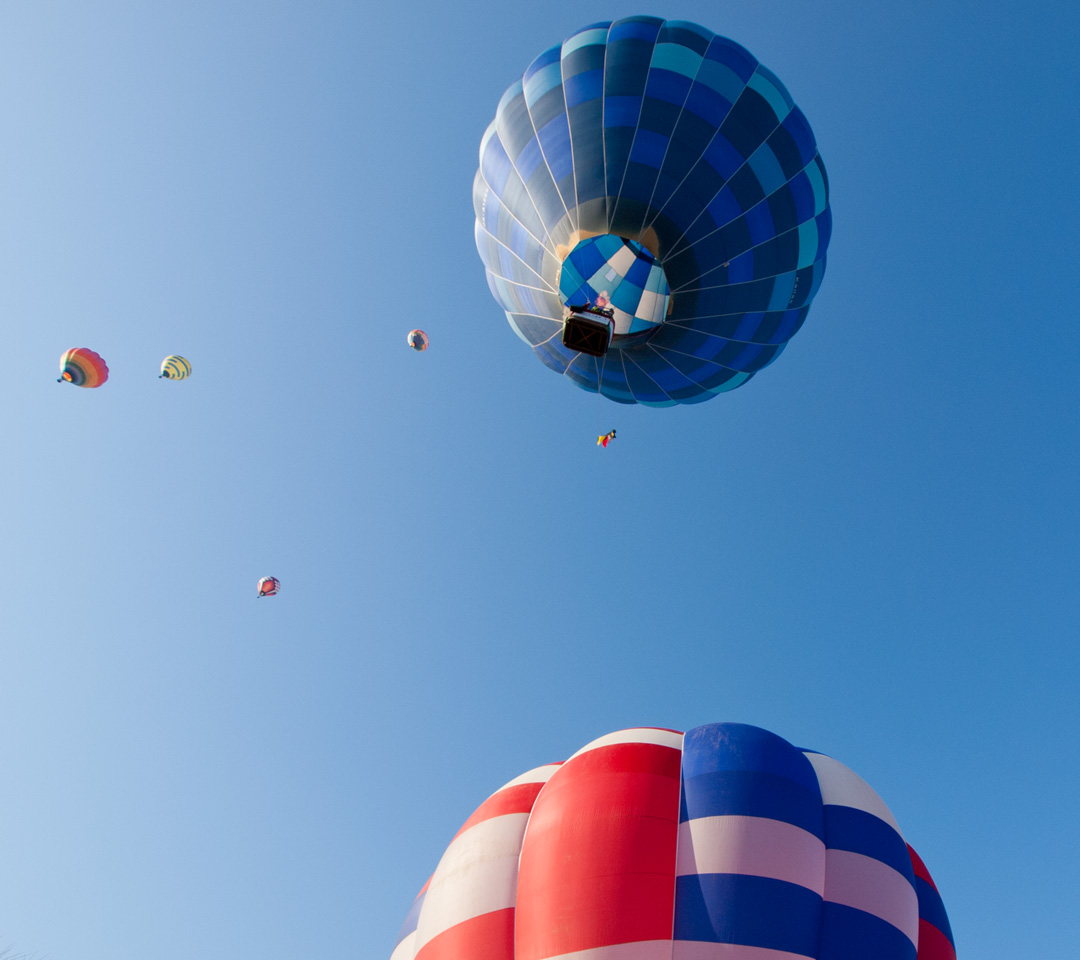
514 740 682 960
907 844 937 891
916 919 956 960
414 907 514 960
452 781 549 841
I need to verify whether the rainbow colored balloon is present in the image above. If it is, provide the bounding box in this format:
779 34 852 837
390 723 955 960
58 348 109 387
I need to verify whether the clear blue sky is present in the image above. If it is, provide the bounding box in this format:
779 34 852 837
1 1 1077 957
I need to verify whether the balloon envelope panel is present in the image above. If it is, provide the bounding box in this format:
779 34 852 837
391 723 955 960
473 18 831 405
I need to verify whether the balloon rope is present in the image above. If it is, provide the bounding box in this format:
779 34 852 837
596 350 608 432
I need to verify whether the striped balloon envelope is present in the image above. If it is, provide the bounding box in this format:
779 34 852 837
256 576 280 598
390 723 955 960
473 18 831 405
159 355 192 379
58 348 109 387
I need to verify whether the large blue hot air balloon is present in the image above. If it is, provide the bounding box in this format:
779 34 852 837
473 18 832 405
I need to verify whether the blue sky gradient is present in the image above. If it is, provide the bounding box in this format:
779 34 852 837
1 2 1077 957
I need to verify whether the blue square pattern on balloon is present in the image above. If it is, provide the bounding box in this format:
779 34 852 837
603 95 643 128
705 369 752 394
696 56 748 104
610 283 643 314
684 81 732 129
726 251 754 284
629 128 669 169
705 35 757 82
481 136 514 194
815 207 832 253
707 185 743 228
806 158 828 214
744 201 776 246
609 18 662 44
483 192 502 234
573 241 607 279
748 65 794 123
661 20 714 51
595 233 624 259
650 41 704 79
788 169 816 222
639 358 695 393
703 133 744 180
514 136 545 182
782 107 818 167
509 219 532 262
524 44 561 84
538 114 574 182
747 144 787 200
644 67 693 106
733 311 765 341
559 258 585 292
524 60 564 105
645 262 668 294
564 68 604 108
796 219 819 270
768 272 797 311
623 255 651 288
561 27 609 60
622 359 670 403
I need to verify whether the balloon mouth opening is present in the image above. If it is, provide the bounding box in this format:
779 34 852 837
558 234 671 349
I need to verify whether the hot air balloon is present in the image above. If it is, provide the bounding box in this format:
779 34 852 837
408 330 429 352
159 355 191 379
473 18 831 405
58 348 109 387
390 723 954 960
256 576 280 598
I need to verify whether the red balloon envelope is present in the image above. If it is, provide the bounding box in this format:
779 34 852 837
256 576 280 598
390 723 955 960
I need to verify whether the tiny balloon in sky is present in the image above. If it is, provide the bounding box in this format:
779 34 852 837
58 348 109 387
257 576 281 598
159 355 192 379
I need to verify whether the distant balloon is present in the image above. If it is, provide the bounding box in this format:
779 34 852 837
390 722 955 960
256 576 280 598
58 348 109 387
473 17 831 405
159 355 191 380
407 330 429 352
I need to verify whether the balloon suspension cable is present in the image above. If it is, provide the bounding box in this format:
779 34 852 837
595 348 608 433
